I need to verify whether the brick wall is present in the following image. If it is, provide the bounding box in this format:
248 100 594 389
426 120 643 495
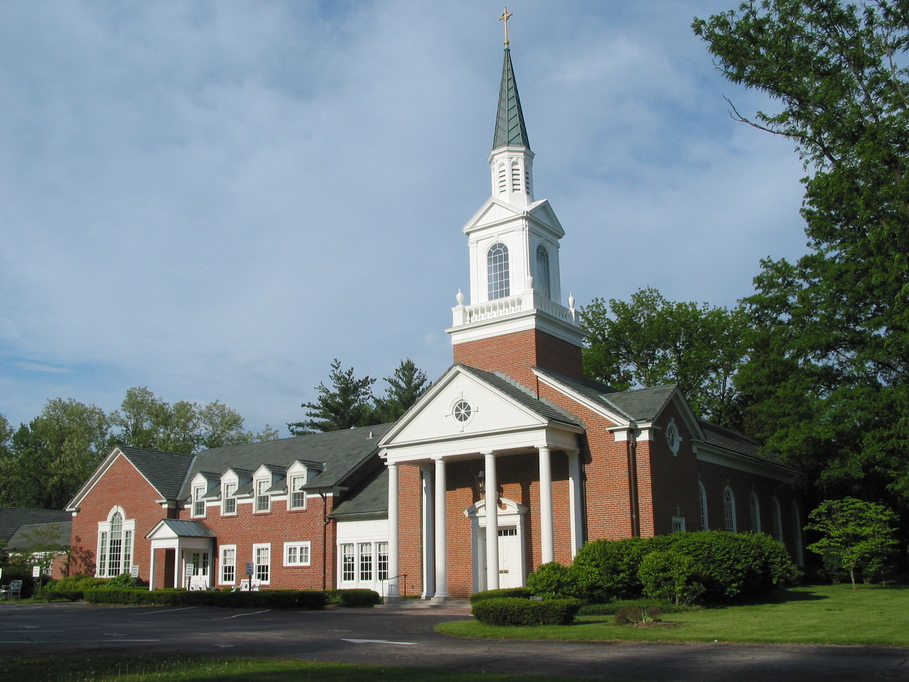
453 329 584 386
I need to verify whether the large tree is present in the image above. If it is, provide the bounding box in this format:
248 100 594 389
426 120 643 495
288 359 378 435
0 399 110 510
374 359 431 423
581 287 749 427
694 1 909 509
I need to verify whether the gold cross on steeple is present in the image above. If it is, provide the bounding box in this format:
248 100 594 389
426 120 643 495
499 7 513 46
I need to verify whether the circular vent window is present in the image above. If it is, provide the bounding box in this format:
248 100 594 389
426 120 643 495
453 400 472 423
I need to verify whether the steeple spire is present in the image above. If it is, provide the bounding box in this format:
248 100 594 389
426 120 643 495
493 13 530 150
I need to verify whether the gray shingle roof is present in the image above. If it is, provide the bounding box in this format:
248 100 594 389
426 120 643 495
154 519 217 538
116 447 195 500
6 521 72 550
330 467 388 519
177 424 394 499
0 508 71 543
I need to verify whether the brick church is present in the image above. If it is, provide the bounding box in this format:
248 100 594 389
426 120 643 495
64 34 804 600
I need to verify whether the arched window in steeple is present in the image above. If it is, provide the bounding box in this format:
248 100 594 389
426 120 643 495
487 242 510 299
536 244 551 299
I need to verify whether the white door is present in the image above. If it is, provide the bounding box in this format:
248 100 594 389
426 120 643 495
497 527 522 588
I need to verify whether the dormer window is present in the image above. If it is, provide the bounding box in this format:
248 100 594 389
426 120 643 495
487 242 510 300
192 485 206 518
255 478 271 513
222 482 237 516
289 474 307 510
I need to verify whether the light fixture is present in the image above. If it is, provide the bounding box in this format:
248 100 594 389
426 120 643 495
475 469 486 495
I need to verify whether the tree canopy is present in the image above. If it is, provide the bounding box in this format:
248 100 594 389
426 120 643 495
0 389 276 510
288 358 431 435
694 1 909 510
581 287 748 427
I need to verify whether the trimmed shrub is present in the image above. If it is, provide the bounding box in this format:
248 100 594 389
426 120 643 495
469 587 532 604
82 588 328 610
325 589 382 607
637 550 704 606
472 597 582 627
572 537 656 601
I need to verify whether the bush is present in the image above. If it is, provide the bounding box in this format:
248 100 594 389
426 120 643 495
472 597 582 627
82 588 328 609
572 537 657 601
637 550 704 606
324 589 382 607
469 588 532 604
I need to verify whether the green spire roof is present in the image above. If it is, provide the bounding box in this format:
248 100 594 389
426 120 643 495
492 47 530 150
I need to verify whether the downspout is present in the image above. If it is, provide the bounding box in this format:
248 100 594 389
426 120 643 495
320 491 329 590
627 425 641 537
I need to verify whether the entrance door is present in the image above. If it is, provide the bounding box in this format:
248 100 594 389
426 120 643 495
497 527 522 588
186 551 210 589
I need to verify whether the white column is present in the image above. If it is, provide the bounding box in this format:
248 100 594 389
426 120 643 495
567 449 583 557
538 445 554 564
484 452 499 591
148 548 156 591
387 462 400 601
420 465 435 600
173 546 182 589
433 457 449 600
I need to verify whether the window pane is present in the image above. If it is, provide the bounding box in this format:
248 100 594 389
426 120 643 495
359 543 372 581
255 546 270 582
487 243 510 299
341 544 355 582
377 542 388 581
536 244 551 299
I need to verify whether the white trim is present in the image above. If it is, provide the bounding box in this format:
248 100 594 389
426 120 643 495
219 544 237 585
252 543 271 584
283 541 312 567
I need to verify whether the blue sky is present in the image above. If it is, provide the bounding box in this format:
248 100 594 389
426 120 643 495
0 0 809 435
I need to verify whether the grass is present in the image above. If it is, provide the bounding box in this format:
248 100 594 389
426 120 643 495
0 656 571 682
437 583 909 646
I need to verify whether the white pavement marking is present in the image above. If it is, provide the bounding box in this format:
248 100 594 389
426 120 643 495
219 610 271 619
136 607 200 615
341 638 416 646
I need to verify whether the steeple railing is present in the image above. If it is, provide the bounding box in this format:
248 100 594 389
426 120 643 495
452 291 578 327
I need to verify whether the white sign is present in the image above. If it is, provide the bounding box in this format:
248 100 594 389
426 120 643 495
32 566 41 578
185 563 194 578
245 562 255 577
130 565 139 578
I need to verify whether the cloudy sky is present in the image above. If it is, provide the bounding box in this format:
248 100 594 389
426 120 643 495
0 0 809 435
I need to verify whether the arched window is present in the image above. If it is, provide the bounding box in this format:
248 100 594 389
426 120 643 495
698 481 708 531
97 508 135 578
771 497 784 542
723 487 737 533
487 242 510 300
536 244 551 299
750 492 761 532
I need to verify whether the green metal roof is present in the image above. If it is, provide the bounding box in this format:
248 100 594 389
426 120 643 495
493 47 530 150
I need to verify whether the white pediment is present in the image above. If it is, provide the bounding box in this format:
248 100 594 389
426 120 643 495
527 200 565 239
462 197 524 235
379 367 561 461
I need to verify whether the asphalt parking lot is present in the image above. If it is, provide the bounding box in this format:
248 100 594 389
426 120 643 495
1 600 906 681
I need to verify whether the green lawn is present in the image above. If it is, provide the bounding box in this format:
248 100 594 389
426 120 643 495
436 583 909 646
0 656 571 682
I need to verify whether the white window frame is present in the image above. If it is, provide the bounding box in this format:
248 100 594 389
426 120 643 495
284 541 312 567
487 242 510 299
222 481 237 516
192 484 206 518
723 487 737 533
253 543 271 584
255 478 271 513
535 244 551 299
698 481 709 531
289 474 307 510
96 506 136 578
340 543 355 583
771 496 784 542
671 516 686 533
220 545 237 585
750 492 761 532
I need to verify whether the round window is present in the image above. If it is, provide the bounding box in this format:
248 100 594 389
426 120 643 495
666 419 681 455
453 400 472 423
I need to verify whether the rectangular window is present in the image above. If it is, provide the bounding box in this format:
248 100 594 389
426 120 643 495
123 530 133 572
254 544 270 583
284 541 311 566
671 516 686 533
222 482 237 516
377 542 388 581
255 479 271 513
341 543 355 582
98 531 108 577
221 546 236 584
193 485 206 517
109 534 122 576
358 542 373 582
289 475 307 510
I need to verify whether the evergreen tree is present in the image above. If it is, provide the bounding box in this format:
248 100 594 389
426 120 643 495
288 359 378 435
375 359 431 423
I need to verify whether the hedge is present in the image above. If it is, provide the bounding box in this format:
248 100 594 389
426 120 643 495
472 597 582 626
324 589 382 607
469 588 533 604
80 588 328 609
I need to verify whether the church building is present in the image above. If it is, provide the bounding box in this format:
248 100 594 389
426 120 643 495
63 30 804 600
